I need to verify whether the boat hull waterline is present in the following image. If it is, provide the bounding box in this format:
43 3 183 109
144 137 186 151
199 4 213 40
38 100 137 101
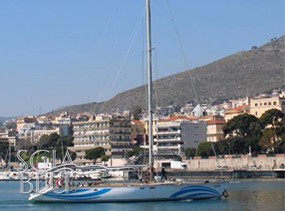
29 183 225 202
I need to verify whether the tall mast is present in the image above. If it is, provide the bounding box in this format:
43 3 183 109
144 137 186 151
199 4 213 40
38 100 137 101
146 0 154 174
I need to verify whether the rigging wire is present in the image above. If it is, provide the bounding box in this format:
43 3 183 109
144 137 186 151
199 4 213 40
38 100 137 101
92 0 126 114
162 1 224 177
99 8 146 113
210 139 223 177
161 0 199 102
153 47 160 108
141 17 147 111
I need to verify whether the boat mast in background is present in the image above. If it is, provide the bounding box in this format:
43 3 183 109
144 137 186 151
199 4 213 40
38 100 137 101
146 0 154 178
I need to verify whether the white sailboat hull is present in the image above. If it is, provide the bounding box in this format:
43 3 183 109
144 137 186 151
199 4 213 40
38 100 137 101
29 182 226 202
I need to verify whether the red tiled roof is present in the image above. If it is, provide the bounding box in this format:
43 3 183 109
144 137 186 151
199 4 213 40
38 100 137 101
131 120 144 125
207 119 225 125
199 115 215 120
160 115 198 122
225 105 250 114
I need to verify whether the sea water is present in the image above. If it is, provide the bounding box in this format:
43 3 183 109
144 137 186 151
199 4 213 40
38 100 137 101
0 179 284 211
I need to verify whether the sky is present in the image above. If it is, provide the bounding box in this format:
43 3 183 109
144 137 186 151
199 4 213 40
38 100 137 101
0 0 284 117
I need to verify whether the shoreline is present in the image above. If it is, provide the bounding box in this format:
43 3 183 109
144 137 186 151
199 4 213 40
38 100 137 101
1 169 284 182
164 169 285 179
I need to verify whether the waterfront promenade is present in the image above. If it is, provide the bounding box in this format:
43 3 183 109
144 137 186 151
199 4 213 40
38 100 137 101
184 154 285 171
165 153 285 179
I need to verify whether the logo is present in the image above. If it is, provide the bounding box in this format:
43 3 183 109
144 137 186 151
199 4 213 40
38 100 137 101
17 150 74 194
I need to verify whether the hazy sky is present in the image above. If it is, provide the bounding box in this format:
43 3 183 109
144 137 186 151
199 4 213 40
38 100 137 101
0 0 284 117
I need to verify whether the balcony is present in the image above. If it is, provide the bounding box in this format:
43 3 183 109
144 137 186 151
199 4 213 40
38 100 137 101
154 137 182 143
157 145 180 150
155 149 180 156
156 130 181 135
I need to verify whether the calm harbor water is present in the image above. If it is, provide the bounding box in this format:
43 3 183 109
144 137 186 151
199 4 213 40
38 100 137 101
0 179 284 211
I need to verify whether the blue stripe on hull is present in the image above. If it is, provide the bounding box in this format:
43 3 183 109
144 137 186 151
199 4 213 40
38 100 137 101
44 188 111 201
171 186 220 199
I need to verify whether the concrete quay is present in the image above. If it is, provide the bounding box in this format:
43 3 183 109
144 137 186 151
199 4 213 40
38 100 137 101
165 153 285 179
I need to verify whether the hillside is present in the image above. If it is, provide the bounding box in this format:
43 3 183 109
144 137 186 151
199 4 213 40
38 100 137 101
50 36 285 115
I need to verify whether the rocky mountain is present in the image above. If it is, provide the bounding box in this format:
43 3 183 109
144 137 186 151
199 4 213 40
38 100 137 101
50 36 285 115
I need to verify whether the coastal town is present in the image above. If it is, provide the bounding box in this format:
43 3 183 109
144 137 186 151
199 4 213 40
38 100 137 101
0 0 284 208
1 89 284 179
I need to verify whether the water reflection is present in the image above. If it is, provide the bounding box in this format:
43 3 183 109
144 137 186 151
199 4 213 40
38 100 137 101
0 180 284 211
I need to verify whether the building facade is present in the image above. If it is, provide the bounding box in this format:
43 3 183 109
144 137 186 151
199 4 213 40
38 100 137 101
206 119 225 142
69 115 132 163
154 120 207 159
224 105 250 122
199 115 226 142
249 95 285 118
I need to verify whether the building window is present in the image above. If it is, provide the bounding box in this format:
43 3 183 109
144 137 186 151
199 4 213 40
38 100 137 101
255 112 258 116
273 101 277 105
264 102 267 106
255 103 258 106
268 102 272 105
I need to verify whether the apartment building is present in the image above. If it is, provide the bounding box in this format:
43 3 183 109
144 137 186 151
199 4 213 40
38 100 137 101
199 115 226 142
0 129 17 146
154 120 207 159
206 119 225 142
69 115 132 163
16 116 37 133
17 116 60 144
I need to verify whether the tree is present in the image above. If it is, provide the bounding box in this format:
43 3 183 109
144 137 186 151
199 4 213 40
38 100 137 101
260 128 284 154
0 141 9 165
60 136 74 147
18 150 31 163
70 151 77 161
260 109 284 129
85 147 105 164
37 134 50 149
215 140 230 155
223 114 261 154
55 136 74 162
101 155 110 162
126 147 142 158
276 122 285 154
49 133 60 147
259 109 285 153
37 132 60 149
259 128 276 153
130 105 143 120
16 139 36 155
223 114 260 138
196 142 215 157
185 148 196 159
37 134 74 162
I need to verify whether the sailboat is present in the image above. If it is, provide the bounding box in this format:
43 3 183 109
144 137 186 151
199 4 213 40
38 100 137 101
27 0 227 202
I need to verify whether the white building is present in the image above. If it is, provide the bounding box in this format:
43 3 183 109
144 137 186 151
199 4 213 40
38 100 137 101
154 120 207 159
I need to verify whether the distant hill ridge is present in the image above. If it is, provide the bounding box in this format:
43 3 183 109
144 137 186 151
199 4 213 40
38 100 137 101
49 36 285 115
